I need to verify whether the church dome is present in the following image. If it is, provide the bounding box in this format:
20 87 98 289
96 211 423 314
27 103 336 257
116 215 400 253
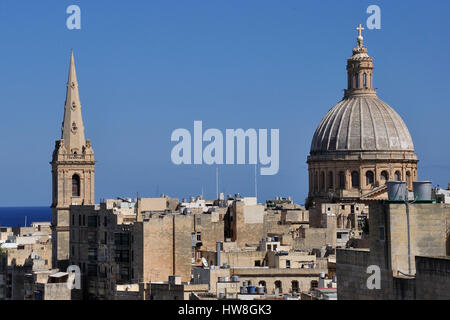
310 24 415 157
310 95 415 154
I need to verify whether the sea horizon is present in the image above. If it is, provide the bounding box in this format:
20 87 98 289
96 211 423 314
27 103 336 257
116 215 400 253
0 206 52 228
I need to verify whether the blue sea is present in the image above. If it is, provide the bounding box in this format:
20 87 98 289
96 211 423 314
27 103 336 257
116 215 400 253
0 207 52 227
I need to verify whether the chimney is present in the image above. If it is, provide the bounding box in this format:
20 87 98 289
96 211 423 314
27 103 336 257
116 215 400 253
216 241 222 267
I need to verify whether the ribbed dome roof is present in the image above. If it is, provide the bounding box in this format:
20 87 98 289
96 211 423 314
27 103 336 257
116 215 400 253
310 96 414 154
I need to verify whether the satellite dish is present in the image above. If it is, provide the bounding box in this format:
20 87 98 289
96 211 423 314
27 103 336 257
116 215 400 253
201 257 209 268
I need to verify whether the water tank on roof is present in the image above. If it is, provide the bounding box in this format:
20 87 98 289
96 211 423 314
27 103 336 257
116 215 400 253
256 286 265 294
413 181 432 201
386 181 407 201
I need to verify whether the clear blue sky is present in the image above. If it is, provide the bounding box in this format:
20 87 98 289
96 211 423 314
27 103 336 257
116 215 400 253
0 0 449 206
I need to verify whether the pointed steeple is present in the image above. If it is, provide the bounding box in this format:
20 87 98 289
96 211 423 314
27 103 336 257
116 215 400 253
61 50 86 154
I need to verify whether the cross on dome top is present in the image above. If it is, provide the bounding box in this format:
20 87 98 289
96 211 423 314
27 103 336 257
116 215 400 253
356 24 365 48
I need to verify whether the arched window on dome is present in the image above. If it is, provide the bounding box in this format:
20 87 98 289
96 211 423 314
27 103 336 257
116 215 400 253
314 172 319 193
381 171 389 182
320 172 325 192
329 171 334 189
366 171 374 186
351 171 360 189
355 74 359 88
363 73 367 88
338 171 345 189
72 174 80 197
394 171 401 181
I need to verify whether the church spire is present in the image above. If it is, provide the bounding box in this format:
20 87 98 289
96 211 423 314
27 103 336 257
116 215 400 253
61 50 86 154
344 24 376 98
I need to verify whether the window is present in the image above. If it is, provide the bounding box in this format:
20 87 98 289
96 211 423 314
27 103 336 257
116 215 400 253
366 171 374 185
320 172 325 191
114 233 130 246
355 73 359 88
88 216 97 227
381 171 389 181
339 171 345 189
72 174 80 197
286 260 291 268
311 280 318 289
351 171 360 188
314 172 319 192
292 281 299 293
394 171 401 181
328 171 334 189
88 248 97 262
275 281 282 294
379 226 385 241
254 260 261 267
196 232 201 241
363 73 367 88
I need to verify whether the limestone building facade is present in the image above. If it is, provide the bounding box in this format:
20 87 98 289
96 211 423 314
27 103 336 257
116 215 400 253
336 202 450 300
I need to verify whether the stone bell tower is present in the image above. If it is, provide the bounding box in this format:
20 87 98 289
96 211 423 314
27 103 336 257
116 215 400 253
51 51 95 269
